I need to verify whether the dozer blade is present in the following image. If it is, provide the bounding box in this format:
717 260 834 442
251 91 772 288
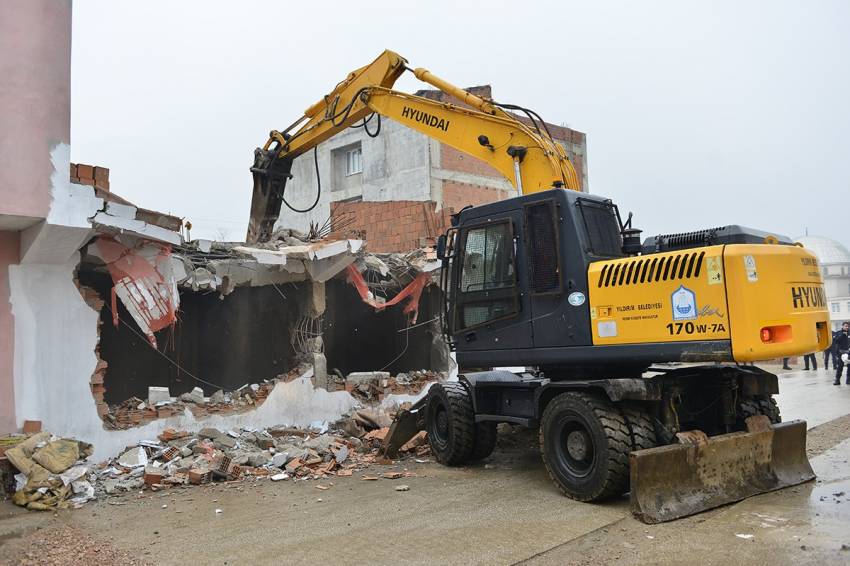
630 415 815 524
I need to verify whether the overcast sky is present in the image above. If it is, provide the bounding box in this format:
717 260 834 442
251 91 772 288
70 1 848 244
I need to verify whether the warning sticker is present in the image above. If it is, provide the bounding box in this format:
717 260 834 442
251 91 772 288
706 256 723 285
598 320 618 337
744 255 758 282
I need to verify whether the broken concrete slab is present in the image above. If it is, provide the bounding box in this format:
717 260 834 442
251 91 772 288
148 386 171 405
214 436 237 450
346 371 391 384
179 387 205 404
197 428 223 440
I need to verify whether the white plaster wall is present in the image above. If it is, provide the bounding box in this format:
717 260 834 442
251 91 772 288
10 253 101 441
9 253 361 461
275 118 431 234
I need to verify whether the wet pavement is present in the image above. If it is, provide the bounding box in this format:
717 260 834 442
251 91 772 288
774 365 850 428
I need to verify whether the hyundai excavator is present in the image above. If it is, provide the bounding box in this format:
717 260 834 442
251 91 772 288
248 50 830 523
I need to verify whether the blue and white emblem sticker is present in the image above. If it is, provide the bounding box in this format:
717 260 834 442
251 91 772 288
568 292 586 306
671 285 697 320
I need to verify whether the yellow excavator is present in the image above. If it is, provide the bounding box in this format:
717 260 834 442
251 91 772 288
249 50 830 523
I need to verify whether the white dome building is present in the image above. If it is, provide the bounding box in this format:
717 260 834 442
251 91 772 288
796 235 850 331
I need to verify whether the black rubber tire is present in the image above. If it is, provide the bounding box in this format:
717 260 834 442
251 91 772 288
539 392 631 502
425 382 475 465
469 422 498 461
738 395 781 428
619 405 657 452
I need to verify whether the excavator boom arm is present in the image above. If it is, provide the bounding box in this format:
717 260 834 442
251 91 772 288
248 50 579 242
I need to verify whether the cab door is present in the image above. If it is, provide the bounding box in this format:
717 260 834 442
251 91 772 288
451 212 533 351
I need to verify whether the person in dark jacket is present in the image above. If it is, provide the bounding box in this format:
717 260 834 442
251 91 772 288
803 352 818 370
832 322 850 385
824 333 838 370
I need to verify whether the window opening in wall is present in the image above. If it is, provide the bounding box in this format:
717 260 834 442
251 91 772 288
832 302 840 314
345 147 362 176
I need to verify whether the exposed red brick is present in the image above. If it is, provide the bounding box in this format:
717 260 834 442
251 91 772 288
442 181 513 213
440 144 503 178
330 200 453 253
76 164 94 180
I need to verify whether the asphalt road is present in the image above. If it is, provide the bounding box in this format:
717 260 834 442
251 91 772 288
2 365 850 565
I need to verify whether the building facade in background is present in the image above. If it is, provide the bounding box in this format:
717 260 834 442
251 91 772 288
796 235 850 331
274 86 588 253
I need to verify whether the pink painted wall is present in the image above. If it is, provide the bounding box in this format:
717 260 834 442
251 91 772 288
0 231 20 434
0 0 72 219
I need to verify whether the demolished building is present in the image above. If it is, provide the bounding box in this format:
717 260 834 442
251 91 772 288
1 3 588 465
0 3 453 460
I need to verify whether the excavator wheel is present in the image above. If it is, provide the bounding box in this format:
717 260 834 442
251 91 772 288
737 395 781 428
469 422 498 461
539 392 631 501
425 382 475 465
620 404 658 452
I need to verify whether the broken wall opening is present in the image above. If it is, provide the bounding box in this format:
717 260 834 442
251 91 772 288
323 280 448 376
78 269 306 406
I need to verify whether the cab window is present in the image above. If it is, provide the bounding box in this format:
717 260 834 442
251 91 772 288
456 221 518 329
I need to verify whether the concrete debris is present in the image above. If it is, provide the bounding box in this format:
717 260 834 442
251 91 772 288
395 484 410 492
117 446 147 468
103 378 279 430
147 386 172 405
179 387 205 404
344 370 444 403
17 415 434 503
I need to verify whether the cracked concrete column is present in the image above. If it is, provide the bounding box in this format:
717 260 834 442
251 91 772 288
306 280 328 390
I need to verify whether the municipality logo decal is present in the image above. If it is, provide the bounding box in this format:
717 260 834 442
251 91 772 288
671 285 697 321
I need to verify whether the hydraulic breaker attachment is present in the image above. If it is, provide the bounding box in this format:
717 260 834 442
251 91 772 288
629 415 815 523
247 148 294 243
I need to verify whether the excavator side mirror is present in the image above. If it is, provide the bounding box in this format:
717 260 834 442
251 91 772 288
436 234 447 260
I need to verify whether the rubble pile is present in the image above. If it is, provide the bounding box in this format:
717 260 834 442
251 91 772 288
338 370 445 401
94 410 429 497
3 405 431 512
5 431 96 510
105 367 445 430
103 375 290 430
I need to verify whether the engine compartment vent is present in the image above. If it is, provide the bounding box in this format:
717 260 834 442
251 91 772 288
597 251 705 288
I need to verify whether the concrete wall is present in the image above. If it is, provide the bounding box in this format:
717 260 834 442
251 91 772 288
0 231 20 434
0 0 72 228
275 118 431 234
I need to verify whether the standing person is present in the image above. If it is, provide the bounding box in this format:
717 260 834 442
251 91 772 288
782 357 792 370
824 346 832 371
803 352 818 371
832 322 850 385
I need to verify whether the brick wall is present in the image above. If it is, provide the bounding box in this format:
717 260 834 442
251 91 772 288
70 162 110 191
440 145 503 178
330 200 453 253
442 181 513 214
